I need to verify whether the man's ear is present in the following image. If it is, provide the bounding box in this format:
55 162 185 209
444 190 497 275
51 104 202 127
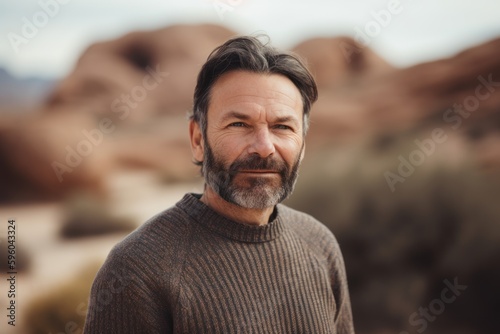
300 142 306 161
189 119 204 163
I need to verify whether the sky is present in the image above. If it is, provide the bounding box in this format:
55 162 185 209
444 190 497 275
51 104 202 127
1 0 500 79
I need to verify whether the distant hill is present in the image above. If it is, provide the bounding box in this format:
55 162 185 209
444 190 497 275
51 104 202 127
0 67 56 110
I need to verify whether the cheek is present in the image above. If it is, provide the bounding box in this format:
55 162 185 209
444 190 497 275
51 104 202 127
210 133 247 162
276 136 304 163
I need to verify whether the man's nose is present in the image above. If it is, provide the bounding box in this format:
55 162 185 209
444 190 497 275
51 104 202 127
248 127 275 158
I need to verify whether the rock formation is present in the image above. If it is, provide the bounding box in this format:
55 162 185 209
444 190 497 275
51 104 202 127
1 24 499 199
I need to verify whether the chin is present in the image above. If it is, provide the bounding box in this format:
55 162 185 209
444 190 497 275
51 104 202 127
229 186 285 209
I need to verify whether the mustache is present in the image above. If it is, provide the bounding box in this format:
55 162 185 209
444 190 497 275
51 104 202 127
228 155 288 175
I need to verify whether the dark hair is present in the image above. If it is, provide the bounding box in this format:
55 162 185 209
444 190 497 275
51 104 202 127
191 35 318 137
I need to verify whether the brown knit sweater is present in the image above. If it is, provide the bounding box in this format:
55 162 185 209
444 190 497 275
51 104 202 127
84 193 354 333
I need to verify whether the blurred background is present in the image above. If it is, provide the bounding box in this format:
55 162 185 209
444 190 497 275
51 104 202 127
1 0 500 333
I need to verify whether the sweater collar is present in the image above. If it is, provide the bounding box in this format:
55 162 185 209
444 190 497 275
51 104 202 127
177 193 286 243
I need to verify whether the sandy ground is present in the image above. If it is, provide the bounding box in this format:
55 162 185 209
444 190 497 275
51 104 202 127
0 171 203 334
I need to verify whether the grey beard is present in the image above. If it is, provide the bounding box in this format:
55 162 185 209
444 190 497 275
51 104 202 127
202 142 302 209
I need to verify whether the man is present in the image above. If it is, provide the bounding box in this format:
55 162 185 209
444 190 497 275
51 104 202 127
84 35 354 334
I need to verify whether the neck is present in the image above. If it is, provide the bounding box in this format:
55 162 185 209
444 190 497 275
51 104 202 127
200 186 275 226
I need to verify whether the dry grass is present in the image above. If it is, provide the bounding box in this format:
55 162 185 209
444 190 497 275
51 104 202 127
286 131 500 334
22 261 101 334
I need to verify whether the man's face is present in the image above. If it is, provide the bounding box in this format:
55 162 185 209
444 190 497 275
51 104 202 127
193 70 305 209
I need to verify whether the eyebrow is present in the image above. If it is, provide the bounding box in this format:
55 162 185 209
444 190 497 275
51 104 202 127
220 111 300 127
220 111 251 123
274 115 300 127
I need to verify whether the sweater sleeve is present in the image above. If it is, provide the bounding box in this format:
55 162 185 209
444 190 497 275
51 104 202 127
83 248 172 334
283 206 355 333
330 241 355 334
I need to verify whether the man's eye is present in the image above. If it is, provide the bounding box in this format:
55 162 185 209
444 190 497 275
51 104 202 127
274 124 292 130
229 122 246 127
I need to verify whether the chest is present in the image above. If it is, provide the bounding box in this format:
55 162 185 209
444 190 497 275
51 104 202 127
174 239 337 333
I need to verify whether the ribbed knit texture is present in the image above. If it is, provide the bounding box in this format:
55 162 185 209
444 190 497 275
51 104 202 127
84 193 354 334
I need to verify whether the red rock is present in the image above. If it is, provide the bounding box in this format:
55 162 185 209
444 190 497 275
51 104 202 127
292 36 393 87
2 25 500 201
47 24 236 121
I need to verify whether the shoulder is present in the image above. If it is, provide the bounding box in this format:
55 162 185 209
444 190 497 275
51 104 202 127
279 204 337 242
98 203 196 286
86 206 194 328
278 204 342 257
113 205 193 259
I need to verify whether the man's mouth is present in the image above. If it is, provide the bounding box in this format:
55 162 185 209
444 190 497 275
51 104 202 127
238 170 279 174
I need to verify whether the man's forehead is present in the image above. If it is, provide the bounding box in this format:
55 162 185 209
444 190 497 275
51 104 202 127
209 70 303 110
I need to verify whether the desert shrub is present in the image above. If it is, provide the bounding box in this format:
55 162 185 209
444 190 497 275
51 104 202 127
286 132 500 334
60 192 136 238
23 261 101 334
